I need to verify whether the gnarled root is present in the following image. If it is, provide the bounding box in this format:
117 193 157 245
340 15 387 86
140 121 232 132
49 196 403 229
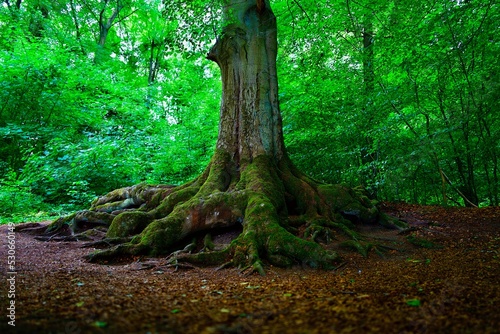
36 150 403 274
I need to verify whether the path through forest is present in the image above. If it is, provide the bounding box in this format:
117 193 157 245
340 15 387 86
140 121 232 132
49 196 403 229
1 203 499 333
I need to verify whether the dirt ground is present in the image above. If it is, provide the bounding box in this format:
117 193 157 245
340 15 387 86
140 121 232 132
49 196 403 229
1 203 499 334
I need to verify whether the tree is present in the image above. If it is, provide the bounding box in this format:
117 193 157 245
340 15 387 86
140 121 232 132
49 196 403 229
31 0 401 274
78 0 137 63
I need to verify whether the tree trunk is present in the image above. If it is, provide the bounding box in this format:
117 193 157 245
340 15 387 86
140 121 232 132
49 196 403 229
32 0 403 274
360 18 378 198
147 40 162 85
69 0 86 55
206 0 284 163
95 1 123 63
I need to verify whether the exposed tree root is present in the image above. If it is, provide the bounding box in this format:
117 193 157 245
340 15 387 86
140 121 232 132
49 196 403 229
34 150 405 274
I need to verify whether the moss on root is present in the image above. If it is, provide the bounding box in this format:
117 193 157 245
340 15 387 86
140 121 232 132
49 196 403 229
38 150 404 274
106 211 153 238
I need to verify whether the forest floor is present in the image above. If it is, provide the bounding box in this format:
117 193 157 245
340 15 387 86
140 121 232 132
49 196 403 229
0 203 499 334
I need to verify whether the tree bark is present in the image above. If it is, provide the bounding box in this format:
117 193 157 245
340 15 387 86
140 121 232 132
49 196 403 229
98 1 122 47
207 0 284 164
148 40 163 85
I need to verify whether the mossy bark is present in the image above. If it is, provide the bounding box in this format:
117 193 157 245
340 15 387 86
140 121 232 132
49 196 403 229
40 149 400 273
37 0 404 274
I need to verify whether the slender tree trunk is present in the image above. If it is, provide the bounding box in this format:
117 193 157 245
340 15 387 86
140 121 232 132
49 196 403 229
98 25 110 47
360 18 377 197
362 23 375 97
69 0 86 55
95 0 123 63
148 40 162 85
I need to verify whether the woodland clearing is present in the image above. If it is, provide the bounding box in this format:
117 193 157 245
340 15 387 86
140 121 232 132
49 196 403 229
0 203 498 334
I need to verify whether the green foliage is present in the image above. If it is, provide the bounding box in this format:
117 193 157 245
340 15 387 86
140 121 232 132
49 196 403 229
0 0 499 223
0 170 52 223
276 0 499 206
0 0 220 222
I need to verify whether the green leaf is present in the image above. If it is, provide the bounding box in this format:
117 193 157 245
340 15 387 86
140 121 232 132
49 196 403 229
406 299 421 307
93 321 108 328
246 285 260 289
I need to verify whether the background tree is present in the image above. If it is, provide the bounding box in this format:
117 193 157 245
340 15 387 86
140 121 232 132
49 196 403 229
277 0 499 206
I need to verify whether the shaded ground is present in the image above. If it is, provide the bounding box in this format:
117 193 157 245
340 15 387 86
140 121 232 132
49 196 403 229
1 203 499 334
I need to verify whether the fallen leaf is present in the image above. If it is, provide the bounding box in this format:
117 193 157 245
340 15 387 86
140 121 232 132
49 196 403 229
406 299 421 307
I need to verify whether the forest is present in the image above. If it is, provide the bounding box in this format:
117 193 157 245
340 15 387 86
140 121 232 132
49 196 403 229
1 0 498 226
1 1 499 333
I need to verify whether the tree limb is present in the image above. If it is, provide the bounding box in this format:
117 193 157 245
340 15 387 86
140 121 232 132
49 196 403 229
115 9 138 25
440 168 478 208
292 0 311 22
346 0 360 34
80 0 99 22
107 0 124 27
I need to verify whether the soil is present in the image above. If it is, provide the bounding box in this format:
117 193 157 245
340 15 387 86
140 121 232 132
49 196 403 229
1 203 499 334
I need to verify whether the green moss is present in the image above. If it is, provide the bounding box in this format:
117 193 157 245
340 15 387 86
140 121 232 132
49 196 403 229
106 211 153 238
177 247 231 266
267 229 339 269
45 213 77 233
340 240 372 257
241 192 339 270
203 233 215 251
152 186 199 218
73 151 408 272
91 187 129 208
240 156 285 210
406 234 442 249
197 149 233 195
143 187 174 210
74 210 115 226
318 184 378 223
139 214 185 256
200 190 248 215
94 198 137 213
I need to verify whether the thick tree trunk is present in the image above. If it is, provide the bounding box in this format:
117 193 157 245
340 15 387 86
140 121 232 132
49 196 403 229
29 0 403 275
207 0 284 163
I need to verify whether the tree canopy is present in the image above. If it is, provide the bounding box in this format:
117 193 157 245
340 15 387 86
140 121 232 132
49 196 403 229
1 0 499 224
